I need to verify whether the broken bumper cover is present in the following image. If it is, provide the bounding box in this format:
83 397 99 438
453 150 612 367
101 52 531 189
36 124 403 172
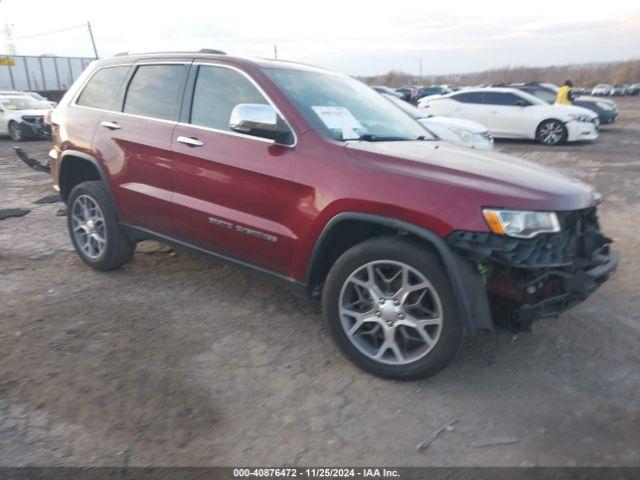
447 208 618 329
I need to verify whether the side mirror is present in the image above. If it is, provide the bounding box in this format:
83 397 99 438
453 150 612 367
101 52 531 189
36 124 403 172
515 100 527 107
229 103 291 144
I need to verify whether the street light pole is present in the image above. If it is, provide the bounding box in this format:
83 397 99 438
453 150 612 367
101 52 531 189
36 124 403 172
87 21 99 58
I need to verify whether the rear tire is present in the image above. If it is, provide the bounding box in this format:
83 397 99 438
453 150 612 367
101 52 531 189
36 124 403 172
67 181 135 270
536 119 567 145
322 236 463 380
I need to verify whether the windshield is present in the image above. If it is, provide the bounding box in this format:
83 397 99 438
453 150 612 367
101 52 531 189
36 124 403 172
264 68 427 141
527 88 557 104
0 96 49 110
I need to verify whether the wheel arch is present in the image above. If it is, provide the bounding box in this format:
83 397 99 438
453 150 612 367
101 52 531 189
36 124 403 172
58 151 113 204
306 212 493 335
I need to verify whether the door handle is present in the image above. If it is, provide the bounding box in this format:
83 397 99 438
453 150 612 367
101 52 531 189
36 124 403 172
490 110 498 114
100 121 121 130
177 136 204 147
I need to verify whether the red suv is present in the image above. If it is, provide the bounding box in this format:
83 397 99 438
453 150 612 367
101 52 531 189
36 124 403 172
49 51 618 380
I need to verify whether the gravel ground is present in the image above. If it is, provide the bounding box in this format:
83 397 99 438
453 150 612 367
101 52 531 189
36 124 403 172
1 97 639 467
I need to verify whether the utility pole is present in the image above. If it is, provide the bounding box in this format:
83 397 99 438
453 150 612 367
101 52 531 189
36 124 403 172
87 21 99 58
2 23 16 54
274 44 278 60
419 58 423 81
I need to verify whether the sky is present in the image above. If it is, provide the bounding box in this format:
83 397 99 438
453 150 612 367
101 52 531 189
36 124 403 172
1 0 639 76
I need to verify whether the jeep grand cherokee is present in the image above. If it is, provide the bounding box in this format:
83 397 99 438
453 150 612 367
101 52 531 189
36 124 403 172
48 51 618 380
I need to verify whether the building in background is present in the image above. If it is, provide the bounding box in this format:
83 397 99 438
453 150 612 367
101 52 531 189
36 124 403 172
0 54 94 100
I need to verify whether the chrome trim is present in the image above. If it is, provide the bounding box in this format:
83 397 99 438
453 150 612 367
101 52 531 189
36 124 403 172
176 122 275 145
69 60 298 147
176 135 204 147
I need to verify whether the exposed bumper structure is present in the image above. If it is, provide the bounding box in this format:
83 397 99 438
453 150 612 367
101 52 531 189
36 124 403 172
447 207 618 331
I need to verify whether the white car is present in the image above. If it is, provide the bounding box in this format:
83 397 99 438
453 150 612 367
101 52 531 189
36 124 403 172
592 84 613 96
382 94 493 150
418 87 599 145
0 95 52 141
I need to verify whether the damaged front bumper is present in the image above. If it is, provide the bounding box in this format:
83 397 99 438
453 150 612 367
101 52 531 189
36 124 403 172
447 207 618 331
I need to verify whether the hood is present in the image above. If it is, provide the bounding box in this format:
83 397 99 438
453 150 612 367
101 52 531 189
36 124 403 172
344 140 597 211
420 115 487 133
577 95 615 105
548 104 597 119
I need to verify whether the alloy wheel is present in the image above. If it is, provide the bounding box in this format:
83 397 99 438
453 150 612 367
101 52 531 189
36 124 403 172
9 123 22 141
338 260 443 365
539 121 564 145
71 194 107 259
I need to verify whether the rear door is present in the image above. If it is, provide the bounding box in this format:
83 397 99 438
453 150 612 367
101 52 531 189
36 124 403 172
446 91 486 123
92 62 189 235
482 91 532 138
170 63 298 274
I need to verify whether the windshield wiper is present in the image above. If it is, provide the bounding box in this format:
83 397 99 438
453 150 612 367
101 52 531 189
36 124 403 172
354 134 413 142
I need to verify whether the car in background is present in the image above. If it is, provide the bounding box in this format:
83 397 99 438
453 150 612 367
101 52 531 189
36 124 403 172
506 82 618 125
610 85 628 96
415 85 451 100
0 95 52 141
592 84 613 96
395 87 414 101
628 83 640 96
371 86 404 99
419 87 599 145
382 93 493 150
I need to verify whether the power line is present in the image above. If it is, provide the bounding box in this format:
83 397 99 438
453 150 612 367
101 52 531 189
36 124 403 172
12 23 87 40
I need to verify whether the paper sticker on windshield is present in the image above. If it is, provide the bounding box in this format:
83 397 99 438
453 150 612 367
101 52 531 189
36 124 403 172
311 106 364 139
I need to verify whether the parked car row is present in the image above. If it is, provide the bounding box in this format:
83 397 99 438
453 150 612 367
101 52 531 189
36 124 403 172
591 83 640 96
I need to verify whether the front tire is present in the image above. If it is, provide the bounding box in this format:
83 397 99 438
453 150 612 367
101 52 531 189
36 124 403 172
536 119 567 145
322 236 463 380
67 181 135 270
8 121 24 142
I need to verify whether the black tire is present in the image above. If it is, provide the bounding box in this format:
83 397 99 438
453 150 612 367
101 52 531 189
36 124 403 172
536 119 567 146
322 236 463 380
67 181 135 270
8 121 24 142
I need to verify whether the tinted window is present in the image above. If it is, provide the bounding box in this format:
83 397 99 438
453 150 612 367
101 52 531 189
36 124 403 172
190 66 269 132
451 92 483 104
484 92 529 106
123 65 186 121
76 66 129 110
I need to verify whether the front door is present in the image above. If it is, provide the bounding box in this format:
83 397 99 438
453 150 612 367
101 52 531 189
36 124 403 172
170 64 299 274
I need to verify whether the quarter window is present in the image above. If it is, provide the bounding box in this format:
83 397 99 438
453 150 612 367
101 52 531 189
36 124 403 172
451 92 483 104
190 65 269 132
76 66 129 110
123 64 187 121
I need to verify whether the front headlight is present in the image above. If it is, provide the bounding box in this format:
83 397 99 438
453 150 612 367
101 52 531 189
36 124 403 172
568 113 592 123
448 127 483 143
482 209 560 239
596 102 613 110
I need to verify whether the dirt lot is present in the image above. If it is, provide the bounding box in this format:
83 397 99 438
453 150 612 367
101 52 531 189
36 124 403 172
1 97 639 467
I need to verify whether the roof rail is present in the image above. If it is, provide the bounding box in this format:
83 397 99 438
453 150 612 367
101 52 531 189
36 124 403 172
114 49 226 57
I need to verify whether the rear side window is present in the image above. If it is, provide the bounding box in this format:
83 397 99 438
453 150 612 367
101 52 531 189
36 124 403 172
123 64 187 121
451 92 483 104
484 92 528 106
76 66 129 110
190 65 268 131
